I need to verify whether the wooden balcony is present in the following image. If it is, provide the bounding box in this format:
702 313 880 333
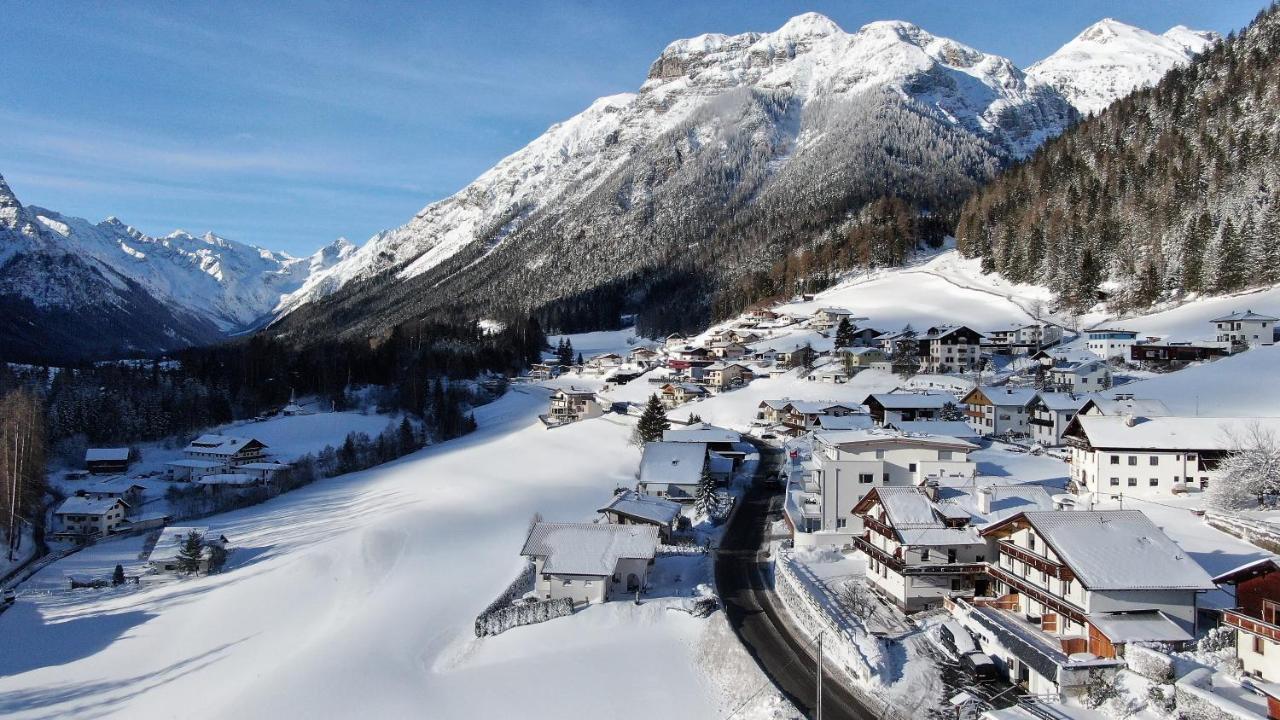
862 515 897 541
998 541 1075 582
987 564 1086 625
1224 609 1280 643
852 536 904 573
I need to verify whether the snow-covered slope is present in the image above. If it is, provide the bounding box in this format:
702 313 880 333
0 173 353 359
273 13 1076 320
1028 18 1219 116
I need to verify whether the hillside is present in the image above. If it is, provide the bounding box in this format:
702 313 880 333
267 14 1077 342
956 4 1280 315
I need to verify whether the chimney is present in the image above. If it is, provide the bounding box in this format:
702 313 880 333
977 486 993 514
1124 413 1138 427
923 480 939 501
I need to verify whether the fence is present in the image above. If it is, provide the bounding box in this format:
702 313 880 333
474 563 574 637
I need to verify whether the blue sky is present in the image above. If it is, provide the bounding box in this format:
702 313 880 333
0 1 1266 256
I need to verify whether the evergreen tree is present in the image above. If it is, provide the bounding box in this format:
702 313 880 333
941 401 964 421
206 543 228 574
176 530 205 575
556 338 575 367
112 563 125 586
632 394 670 447
398 417 417 456
687 413 702 424
834 317 855 348
694 467 717 518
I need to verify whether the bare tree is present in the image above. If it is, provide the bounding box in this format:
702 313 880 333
838 579 878 619
1208 423 1280 510
0 389 48 561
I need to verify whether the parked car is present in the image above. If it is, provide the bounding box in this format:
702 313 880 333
938 621 978 656
961 650 998 681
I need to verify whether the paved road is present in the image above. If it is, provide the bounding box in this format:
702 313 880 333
715 448 876 720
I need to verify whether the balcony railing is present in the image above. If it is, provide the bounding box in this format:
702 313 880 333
986 564 1086 624
1223 609 1280 643
851 536 904 573
999 541 1074 581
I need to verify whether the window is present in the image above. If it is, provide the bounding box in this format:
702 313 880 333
875 449 885 459
976 555 985 563
1028 535 1036 551
1150 478 1159 486
836 518 847 529
883 473 890 484
1255 635 1266 656
921 550 930 561
1149 456 1159 466
948 549 957 563
1188 454 1198 461
1128 456 1138 466
1062 580 1072 595
1128 478 1138 487
939 451 954 461
908 463 917 472
859 473 874 484
1110 478 1120 486
1110 455 1120 465
1040 571 1048 583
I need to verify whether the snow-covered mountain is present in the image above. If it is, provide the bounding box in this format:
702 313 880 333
1028 18 1219 116
0 173 353 360
272 14 1076 333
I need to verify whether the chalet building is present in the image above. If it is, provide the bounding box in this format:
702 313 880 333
919 325 985 374
952 510 1214 695
165 458 228 482
1062 415 1280 497
627 347 660 367
147 526 229 574
80 481 145 506
585 353 624 372
863 392 955 425
1213 310 1278 346
1046 359 1111 393
84 448 131 475
744 308 780 322
1078 395 1170 418
237 461 292 482
848 327 883 347
1130 339 1233 367
1214 559 1280 684
182 435 268 466
666 346 713 371
545 387 603 425
1083 328 1140 360
983 323 1064 355
1027 393 1087 447
842 346 886 369
779 402 860 434
709 342 749 360
702 362 753 389
852 484 1055 612
783 429 977 547
51 496 130 541
660 382 709 407
522 522 658 605
637 441 709 501
598 490 682 542
960 387 1037 437
810 307 858 330
528 363 561 380
808 361 849 384
756 400 792 425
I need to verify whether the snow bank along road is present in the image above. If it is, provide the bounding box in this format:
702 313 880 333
715 446 873 720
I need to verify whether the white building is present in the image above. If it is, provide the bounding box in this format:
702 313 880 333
919 325 985 374
147 526 229 573
885 420 981 443
810 307 857 330
1078 395 1170 418
182 435 268 466
1213 310 1278 346
1062 415 1280 498
984 323 1064 354
1046 359 1111 393
960 386 1037 437
660 382 708 407
546 387 603 424
521 522 658 605
165 458 228 482
51 496 130 540
955 510 1214 695
702 362 752 389
1082 328 1140 360
1027 393 1087 447
637 441 708 501
783 429 977 547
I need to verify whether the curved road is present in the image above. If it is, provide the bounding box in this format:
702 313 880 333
715 449 876 720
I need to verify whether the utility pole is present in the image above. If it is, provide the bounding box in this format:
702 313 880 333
816 631 824 720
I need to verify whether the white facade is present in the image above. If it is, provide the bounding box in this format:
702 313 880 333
548 389 603 422
1213 310 1278 346
1048 361 1111 392
1083 329 1139 360
1028 394 1084 447
961 387 1036 437
52 497 130 539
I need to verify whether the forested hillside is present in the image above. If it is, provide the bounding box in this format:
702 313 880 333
956 4 1280 313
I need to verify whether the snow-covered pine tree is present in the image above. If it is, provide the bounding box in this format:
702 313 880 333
112 563 125 586
834 317 855 348
176 530 205 575
632 394 670 447
694 467 716 518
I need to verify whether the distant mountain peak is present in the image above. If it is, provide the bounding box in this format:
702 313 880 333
776 12 843 39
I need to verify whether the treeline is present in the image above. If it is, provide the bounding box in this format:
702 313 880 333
0 388 46 560
957 3 1280 312
0 313 545 452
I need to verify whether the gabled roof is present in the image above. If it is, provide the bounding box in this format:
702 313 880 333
923 325 984 340
816 428 976 452
933 484 1057 528
786 401 857 415
85 448 130 462
54 496 129 515
1079 397 1170 417
1050 359 1108 375
238 461 292 471
639 442 707 487
863 392 955 410
663 424 740 444
662 382 708 394
599 490 681 526
962 386 1037 408
887 420 978 439
815 307 853 315
855 487 983 547
982 510 1215 591
1212 310 1279 323
1065 415 1280 451
184 435 266 456
1031 393 1089 412
1213 557 1280 585
86 480 146 494
166 459 227 469
553 387 596 398
813 415 874 431
521 522 659 575
196 473 257 486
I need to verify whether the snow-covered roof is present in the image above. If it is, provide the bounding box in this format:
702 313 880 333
814 415 874 431
1213 557 1280 585
664 382 708 394
817 428 976 451
238 461 292 471
54 496 128 515
85 448 129 462
887 420 977 439
196 473 257 486
814 307 853 316
663 423 740 444
166 459 227 469
1212 310 1279 323
923 325 984 340
1070 415 1280 451
521 522 658 576
639 442 707 487
864 487 983 547
1082 397 1170 417
787 401 857 415
184 434 266 456
934 484 1057 528
864 392 954 409
704 362 749 372
966 386 1038 407
148 526 222 563
87 480 146 494
1032 393 1089 412
1089 611 1194 644
599 491 681 526
553 386 596 398
1050 359 1108 375
993 510 1215 591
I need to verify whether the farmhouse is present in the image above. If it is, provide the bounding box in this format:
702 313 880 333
955 510 1214 694
627 347 660 366
1213 310 1278 346
51 496 130 540
1214 559 1280 684
585 353 624 372
660 382 709 407
810 307 857 330
863 392 955 426
1046 359 1111 393
84 448 131 475
165 458 228 482
182 435 268 466
521 522 658 605
960 386 1037 437
1062 415 1280 497
598 490 682 542
1027 393 1087 447
702 362 753 389
637 441 709 501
